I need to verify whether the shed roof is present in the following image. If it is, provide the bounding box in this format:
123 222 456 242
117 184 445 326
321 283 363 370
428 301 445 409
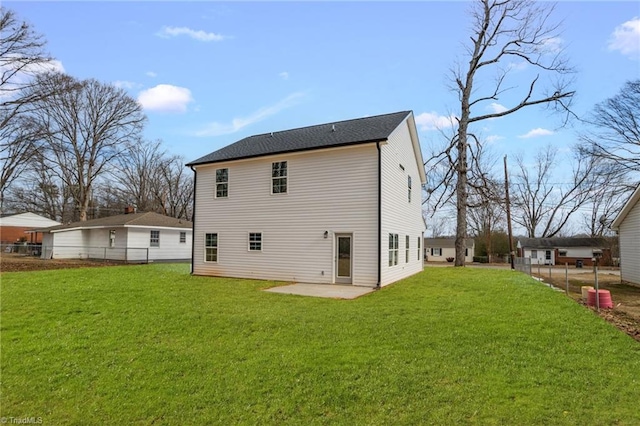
187 111 412 166
34 212 192 233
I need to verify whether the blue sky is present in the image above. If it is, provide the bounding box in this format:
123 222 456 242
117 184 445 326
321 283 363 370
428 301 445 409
7 1 640 174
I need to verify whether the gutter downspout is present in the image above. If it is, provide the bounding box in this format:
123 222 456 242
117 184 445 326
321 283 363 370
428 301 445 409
189 165 197 275
377 141 382 289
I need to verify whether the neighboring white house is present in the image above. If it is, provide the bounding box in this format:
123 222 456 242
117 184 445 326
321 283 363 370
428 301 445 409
611 184 640 286
35 212 192 263
516 237 612 267
186 111 426 288
424 238 475 263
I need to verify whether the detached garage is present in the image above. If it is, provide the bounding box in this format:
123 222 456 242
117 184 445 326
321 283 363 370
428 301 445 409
35 212 192 263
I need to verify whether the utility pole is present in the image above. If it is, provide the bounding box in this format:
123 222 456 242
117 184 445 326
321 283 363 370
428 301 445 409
504 155 515 270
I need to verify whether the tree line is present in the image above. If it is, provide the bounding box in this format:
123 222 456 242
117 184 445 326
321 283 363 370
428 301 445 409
0 7 192 222
422 0 639 264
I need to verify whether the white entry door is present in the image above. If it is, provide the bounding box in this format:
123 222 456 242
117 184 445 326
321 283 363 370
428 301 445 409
335 234 353 284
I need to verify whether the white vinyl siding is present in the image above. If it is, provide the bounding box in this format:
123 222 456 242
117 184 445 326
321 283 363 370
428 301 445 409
42 227 191 261
380 119 426 285
619 197 640 285
192 144 379 286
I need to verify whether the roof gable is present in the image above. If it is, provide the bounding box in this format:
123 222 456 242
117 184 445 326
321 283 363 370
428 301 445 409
611 183 640 230
0 212 60 228
187 111 412 166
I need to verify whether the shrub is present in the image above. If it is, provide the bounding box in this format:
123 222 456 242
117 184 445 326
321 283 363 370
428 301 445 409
446 257 454 263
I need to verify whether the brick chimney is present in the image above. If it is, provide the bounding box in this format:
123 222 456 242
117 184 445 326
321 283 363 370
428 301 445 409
124 206 135 214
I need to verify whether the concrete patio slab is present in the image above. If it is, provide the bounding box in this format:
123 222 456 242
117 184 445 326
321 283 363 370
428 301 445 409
264 283 376 299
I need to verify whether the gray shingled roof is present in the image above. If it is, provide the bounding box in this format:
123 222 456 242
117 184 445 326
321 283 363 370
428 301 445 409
35 212 192 232
187 111 412 166
517 237 607 249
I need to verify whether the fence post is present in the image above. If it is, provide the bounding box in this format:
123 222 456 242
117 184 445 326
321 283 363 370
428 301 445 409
104 247 107 262
549 263 552 279
146 248 149 264
594 260 600 312
565 263 568 295
125 247 128 264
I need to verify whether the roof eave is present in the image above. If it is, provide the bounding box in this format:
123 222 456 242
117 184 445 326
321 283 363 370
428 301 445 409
187 138 386 168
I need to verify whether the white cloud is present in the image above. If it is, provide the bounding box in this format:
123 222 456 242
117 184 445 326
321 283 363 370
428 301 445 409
538 36 563 54
487 102 508 114
156 26 225 42
279 71 289 80
485 135 504 144
146 71 157 78
113 80 137 89
195 92 305 137
608 17 640 59
414 111 456 131
0 58 65 101
518 128 554 139
137 84 194 113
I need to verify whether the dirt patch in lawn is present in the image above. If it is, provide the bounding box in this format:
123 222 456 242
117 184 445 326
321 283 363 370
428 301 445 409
0 254 121 272
533 267 640 342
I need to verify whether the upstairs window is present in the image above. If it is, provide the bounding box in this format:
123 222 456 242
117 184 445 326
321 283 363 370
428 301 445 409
249 232 262 251
150 230 160 247
408 175 412 202
272 161 287 194
216 168 228 198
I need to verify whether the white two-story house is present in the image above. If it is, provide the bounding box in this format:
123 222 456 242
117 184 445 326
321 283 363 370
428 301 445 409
186 111 426 288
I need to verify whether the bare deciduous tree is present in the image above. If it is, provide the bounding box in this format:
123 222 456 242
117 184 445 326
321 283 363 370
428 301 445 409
426 0 575 266
27 72 146 221
0 7 55 210
578 80 640 175
511 146 593 238
581 161 635 237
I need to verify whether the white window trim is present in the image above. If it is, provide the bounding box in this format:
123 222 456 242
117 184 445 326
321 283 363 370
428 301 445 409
215 168 229 199
204 232 218 263
388 233 399 267
271 161 288 195
109 229 116 248
150 230 160 248
248 232 263 252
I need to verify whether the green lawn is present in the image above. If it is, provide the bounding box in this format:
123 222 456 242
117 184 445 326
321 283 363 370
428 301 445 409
1 265 639 425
